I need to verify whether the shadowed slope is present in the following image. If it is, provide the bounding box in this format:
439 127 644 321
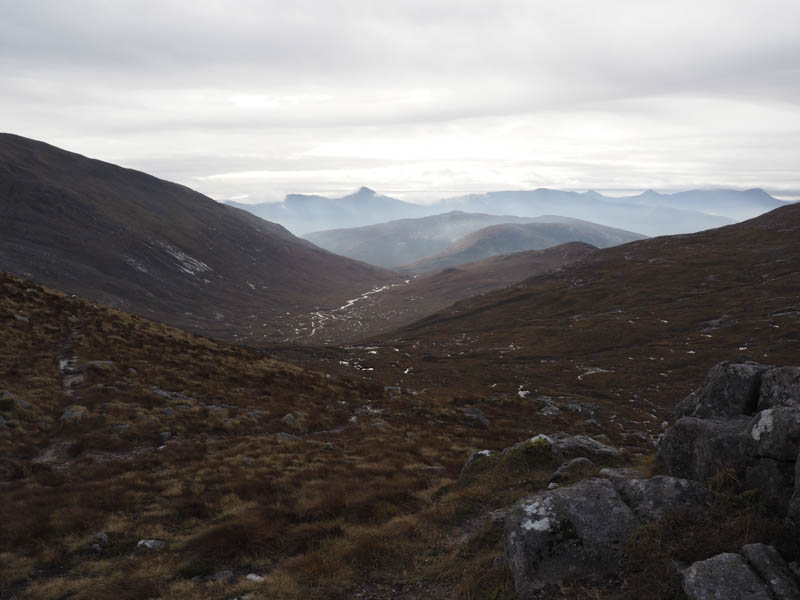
0 134 396 342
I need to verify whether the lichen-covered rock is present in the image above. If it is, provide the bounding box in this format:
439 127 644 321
676 361 767 418
549 432 621 461
657 416 750 482
741 543 800 600
504 478 637 598
745 408 800 461
758 367 800 411
612 476 713 523
682 552 772 600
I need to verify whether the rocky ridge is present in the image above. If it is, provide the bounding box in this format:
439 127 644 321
484 361 800 599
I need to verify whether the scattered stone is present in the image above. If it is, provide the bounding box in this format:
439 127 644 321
162 407 176 417
741 543 800 600
87 360 114 372
59 405 88 423
599 467 644 479
612 476 713 523
280 413 301 429
460 449 499 480
462 406 490 428
207 570 233 582
504 478 637 597
758 367 800 411
91 543 102 554
0 415 6 427
275 432 300 442
94 532 109 545
246 573 265 583
538 405 561 417
550 457 594 483
159 431 172 441
675 361 766 419
136 539 166 550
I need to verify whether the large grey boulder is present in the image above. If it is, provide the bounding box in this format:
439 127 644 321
745 408 800 461
741 544 800 600
759 367 800 411
682 552 773 600
658 416 750 482
676 361 767 419
787 456 800 526
612 476 713 523
745 458 795 513
504 478 637 598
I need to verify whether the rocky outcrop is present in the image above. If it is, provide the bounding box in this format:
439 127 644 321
502 361 800 597
675 361 767 418
505 479 638 597
659 362 800 515
460 432 619 482
504 475 713 597
658 416 751 481
682 544 800 600
613 475 713 523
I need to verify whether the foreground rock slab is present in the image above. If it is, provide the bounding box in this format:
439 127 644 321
504 478 637 598
682 552 773 600
682 544 800 600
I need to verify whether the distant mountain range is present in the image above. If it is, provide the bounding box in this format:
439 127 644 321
401 216 646 273
0 134 396 342
304 211 644 270
227 187 428 236
229 187 787 237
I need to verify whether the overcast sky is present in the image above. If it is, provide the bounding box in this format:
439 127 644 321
2 0 799 203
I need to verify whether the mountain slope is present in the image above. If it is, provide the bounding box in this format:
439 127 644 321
227 187 426 235
303 211 547 268
0 133 396 342
404 217 645 272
